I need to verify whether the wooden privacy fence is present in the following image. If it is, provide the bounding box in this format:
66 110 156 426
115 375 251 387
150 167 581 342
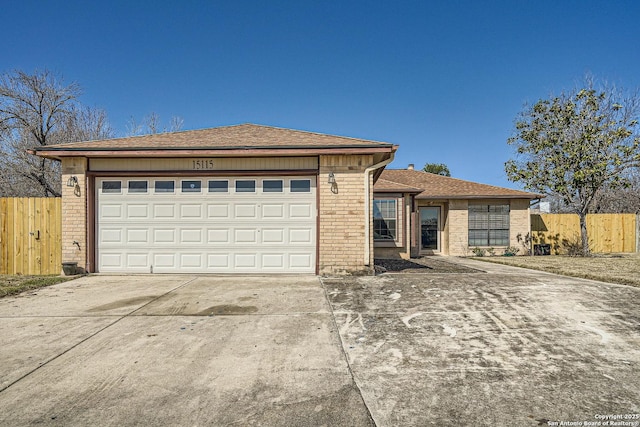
0 198 62 275
1 198 638 275
531 213 639 254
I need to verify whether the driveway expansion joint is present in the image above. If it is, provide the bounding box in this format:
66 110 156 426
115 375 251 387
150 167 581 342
319 277 378 427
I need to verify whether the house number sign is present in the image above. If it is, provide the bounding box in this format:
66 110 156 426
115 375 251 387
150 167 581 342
192 159 215 170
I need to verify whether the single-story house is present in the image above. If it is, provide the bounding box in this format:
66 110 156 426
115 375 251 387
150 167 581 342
31 124 397 275
373 166 542 258
31 124 541 275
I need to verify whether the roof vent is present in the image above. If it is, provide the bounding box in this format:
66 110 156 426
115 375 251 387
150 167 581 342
407 164 414 170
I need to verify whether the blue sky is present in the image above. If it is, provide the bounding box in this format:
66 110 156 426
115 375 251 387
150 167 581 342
2 0 639 188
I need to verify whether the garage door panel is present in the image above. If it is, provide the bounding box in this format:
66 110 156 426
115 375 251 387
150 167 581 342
207 229 230 244
289 228 312 243
126 228 149 244
262 228 284 243
290 204 312 218
262 204 284 218
235 229 258 243
97 176 316 273
234 254 257 268
127 205 149 218
262 253 284 268
290 253 313 269
208 254 230 268
235 204 257 218
180 253 203 268
207 204 229 218
100 253 123 268
154 229 176 244
153 204 176 219
127 253 149 268
100 228 123 243
180 229 204 244
153 253 176 268
180 204 203 219
101 204 123 219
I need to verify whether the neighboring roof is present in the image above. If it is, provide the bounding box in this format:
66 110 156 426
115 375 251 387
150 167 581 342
31 123 397 159
373 178 422 193
375 169 543 199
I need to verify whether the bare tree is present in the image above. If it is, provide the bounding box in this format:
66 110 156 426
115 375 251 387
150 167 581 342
591 168 640 213
126 112 183 136
0 69 113 197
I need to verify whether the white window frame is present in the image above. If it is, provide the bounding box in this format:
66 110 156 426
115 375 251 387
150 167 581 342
373 199 398 242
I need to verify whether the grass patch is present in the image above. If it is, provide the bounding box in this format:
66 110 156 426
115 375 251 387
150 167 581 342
0 275 75 298
475 253 640 287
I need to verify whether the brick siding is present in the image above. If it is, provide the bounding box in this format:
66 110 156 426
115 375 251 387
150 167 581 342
318 154 374 275
61 158 87 273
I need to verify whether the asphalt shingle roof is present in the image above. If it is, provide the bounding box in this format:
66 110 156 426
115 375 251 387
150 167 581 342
36 123 395 151
375 169 542 199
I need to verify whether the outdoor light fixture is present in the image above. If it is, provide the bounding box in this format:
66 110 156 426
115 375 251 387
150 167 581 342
66 176 78 187
327 172 338 194
327 172 336 184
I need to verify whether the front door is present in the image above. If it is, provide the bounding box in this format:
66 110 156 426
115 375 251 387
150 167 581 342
420 207 440 251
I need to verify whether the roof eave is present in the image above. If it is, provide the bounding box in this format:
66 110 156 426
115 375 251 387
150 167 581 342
416 194 543 200
374 188 423 194
31 145 397 160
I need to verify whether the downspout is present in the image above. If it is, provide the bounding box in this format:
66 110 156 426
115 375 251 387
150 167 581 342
364 153 395 266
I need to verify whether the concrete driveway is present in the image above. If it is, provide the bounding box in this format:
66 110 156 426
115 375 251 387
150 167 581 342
324 258 640 427
0 275 373 426
1 261 639 427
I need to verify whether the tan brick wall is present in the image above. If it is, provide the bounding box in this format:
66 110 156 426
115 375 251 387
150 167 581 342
510 199 531 253
447 198 531 256
319 154 373 275
61 158 87 273
447 199 469 256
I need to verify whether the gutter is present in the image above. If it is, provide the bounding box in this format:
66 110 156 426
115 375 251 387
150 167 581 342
363 153 395 266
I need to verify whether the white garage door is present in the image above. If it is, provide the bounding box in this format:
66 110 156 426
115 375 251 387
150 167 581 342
96 176 317 273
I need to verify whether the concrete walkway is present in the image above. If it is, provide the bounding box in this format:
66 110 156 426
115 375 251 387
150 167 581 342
0 275 373 426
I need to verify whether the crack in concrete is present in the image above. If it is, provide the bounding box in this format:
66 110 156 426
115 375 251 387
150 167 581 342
319 277 377 427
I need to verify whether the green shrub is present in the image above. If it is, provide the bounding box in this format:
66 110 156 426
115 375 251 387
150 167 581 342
472 247 486 257
503 246 520 256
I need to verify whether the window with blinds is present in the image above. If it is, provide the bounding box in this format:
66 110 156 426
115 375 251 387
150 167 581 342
468 204 510 246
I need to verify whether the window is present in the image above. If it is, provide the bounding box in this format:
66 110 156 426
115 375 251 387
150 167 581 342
128 181 148 193
468 204 510 246
102 181 121 193
208 180 228 193
236 180 256 193
373 199 397 240
263 180 283 192
290 179 311 193
181 180 201 193
155 180 174 193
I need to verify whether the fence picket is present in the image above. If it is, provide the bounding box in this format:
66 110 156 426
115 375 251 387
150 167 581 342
1 197 62 275
531 213 637 254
